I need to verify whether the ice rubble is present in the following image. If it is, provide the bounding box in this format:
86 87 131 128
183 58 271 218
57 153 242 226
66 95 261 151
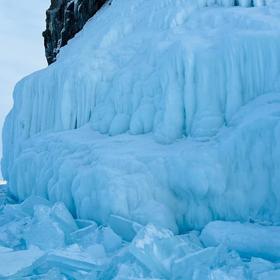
1 0 280 278
0 197 280 279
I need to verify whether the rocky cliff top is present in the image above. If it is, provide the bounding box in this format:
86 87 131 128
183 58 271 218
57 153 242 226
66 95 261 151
43 0 107 64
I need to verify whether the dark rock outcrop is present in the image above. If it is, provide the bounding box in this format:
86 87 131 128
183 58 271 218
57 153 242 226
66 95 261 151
43 0 107 64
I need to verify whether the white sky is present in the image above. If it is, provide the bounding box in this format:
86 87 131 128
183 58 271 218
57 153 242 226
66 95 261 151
0 0 50 177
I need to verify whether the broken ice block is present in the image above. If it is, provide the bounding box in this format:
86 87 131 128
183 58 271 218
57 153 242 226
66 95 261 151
108 214 142 241
24 205 65 250
40 268 66 280
179 231 203 249
130 224 200 278
24 202 78 250
69 224 98 247
0 246 44 278
76 218 98 229
112 262 155 280
35 245 104 278
98 227 122 253
69 224 122 253
20 195 52 216
86 244 107 261
1 204 27 226
171 245 228 280
51 202 78 236
209 267 248 280
200 221 280 261
0 217 31 249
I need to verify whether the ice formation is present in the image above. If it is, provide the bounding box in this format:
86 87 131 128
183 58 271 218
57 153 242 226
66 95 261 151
1 0 280 278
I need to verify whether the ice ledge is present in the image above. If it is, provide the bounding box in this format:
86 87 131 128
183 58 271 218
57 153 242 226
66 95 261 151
5 93 280 232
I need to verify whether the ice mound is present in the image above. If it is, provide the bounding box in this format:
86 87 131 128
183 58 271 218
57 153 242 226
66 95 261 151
4 93 280 232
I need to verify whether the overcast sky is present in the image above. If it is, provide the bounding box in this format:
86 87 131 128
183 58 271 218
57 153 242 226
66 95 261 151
0 0 50 178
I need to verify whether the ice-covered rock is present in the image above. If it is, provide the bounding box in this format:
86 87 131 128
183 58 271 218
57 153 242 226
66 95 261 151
2 0 280 233
200 221 280 261
2 1 280 278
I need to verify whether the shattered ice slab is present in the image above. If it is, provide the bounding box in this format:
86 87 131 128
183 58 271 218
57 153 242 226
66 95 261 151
200 221 280 261
93 226 122 253
70 224 122 253
68 223 98 246
171 244 230 280
0 217 31 249
86 243 107 261
108 214 143 242
75 218 98 229
36 268 67 280
209 267 248 280
20 195 52 216
0 204 27 226
24 202 78 250
129 224 201 278
24 205 66 250
112 262 164 280
51 202 78 236
35 244 105 279
0 246 44 278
